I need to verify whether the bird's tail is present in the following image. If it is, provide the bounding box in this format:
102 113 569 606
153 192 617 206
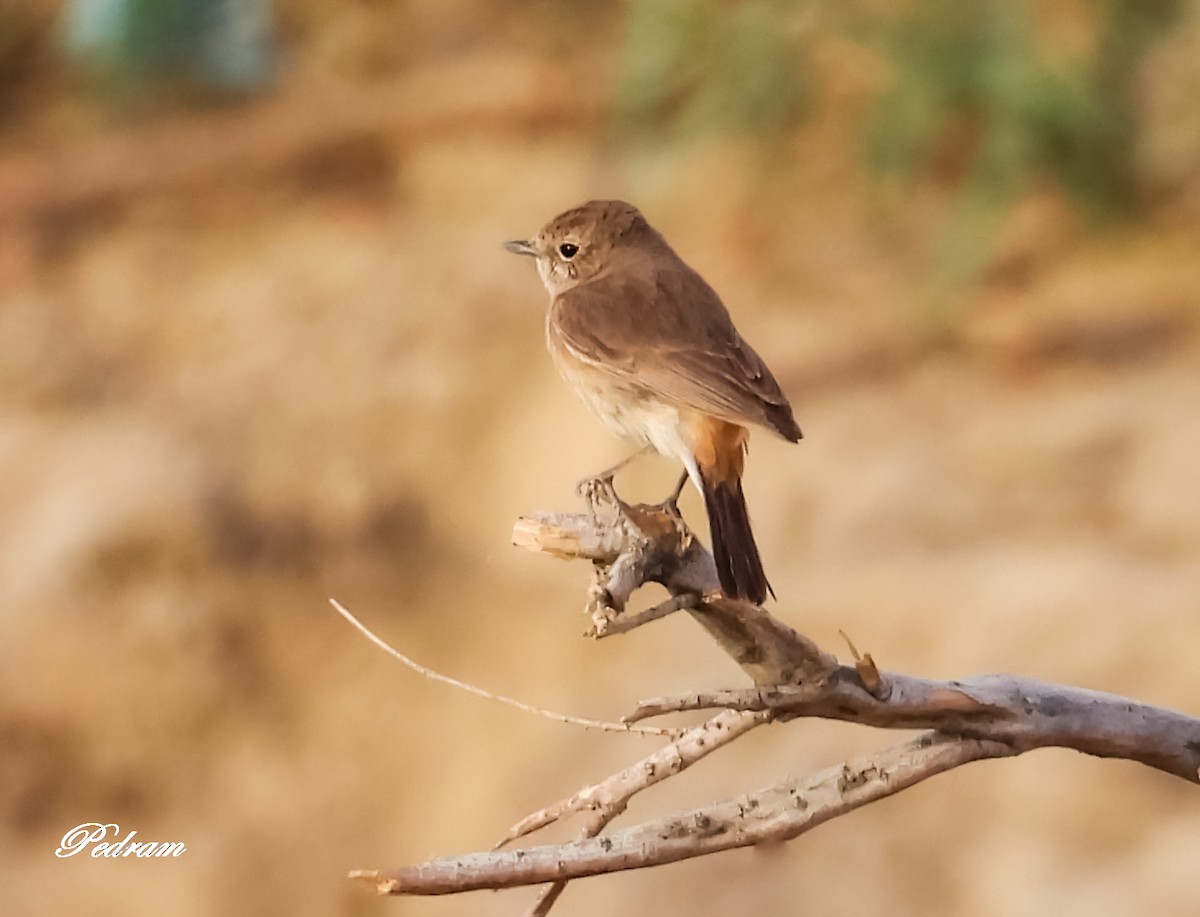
701 472 772 605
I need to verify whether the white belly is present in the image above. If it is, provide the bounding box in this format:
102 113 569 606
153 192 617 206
550 347 704 490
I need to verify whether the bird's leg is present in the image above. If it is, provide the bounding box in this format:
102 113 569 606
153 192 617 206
663 470 690 511
575 445 653 514
650 470 692 533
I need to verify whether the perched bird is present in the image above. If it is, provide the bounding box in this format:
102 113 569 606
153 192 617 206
505 200 800 604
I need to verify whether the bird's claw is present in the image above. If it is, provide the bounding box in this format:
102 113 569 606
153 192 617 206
576 474 620 515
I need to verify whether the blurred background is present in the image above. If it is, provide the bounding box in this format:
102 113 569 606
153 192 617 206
2 1 1199 914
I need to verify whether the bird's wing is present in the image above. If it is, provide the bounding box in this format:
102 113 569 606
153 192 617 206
550 264 801 441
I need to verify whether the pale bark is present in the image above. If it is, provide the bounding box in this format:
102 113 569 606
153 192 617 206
346 499 1200 908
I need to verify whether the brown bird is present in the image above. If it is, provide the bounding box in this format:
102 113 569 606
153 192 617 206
505 200 800 604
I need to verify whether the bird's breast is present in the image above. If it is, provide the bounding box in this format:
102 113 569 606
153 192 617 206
545 312 691 461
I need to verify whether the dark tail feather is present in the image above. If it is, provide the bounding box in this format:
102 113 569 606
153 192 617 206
701 474 772 605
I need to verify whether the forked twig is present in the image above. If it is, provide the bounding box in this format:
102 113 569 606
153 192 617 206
495 709 771 849
504 709 769 916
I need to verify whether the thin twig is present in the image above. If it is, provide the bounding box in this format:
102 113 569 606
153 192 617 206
590 593 698 637
330 599 681 739
524 882 567 917
495 709 770 848
624 685 823 722
511 710 770 915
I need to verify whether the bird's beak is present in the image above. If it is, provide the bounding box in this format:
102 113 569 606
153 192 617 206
504 239 536 256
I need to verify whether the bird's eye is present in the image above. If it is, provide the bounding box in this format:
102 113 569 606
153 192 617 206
558 242 579 259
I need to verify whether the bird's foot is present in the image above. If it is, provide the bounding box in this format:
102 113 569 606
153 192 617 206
573 446 653 514
576 472 623 516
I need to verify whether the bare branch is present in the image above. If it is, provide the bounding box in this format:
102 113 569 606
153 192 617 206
495 709 770 848
624 685 826 721
511 511 630 563
590 593 696 636
501 709 770 914
628 669 1200 782
512 506 837 686
351 732 1010 895
347 503 1200 908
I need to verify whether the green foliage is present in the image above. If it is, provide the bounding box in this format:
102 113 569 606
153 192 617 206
869 0 1190 212
116 0 197 79
614 0 810 141
64 0 273 92
863 0 1187 324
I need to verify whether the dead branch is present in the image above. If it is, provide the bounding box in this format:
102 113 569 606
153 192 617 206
348 498 1200 910
512 506 837 686
494 708 771 850
626 673 1200 782
352 732 1009 894
496 708 770 916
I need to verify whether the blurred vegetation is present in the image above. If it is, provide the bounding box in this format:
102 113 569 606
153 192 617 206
611 0 1195 324
867 0 1185 216
0 2 55 122
62 0 273 98
2 0 1195 314
863 0 1190 321
612 0 1190 210
614 0 812 141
